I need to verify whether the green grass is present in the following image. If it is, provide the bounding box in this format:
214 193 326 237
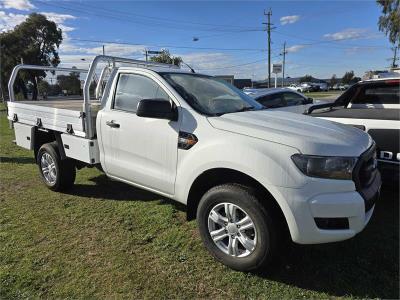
0 109 398 299
307 91 342 99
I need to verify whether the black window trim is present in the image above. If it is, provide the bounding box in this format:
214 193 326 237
111 72 175 114
281 91 307 106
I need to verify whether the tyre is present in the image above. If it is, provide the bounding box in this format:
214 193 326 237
37 142 76 191
196 184 279 272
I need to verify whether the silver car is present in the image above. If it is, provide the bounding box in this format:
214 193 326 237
243 88 324 114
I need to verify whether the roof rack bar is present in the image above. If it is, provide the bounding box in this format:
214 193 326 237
82 55 179 138
8 65 88 101
95 66 111 100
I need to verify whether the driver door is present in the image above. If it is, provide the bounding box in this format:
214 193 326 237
100 72 180 195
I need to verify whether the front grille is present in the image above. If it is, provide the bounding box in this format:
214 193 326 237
358 153 377 187
353 143 381 212
353 143 377 189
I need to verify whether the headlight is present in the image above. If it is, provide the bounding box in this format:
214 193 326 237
291 154 357 180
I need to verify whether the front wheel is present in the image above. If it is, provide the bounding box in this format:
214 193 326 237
196 184 279 272
37 142 76 191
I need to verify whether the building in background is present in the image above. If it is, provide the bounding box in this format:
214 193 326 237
214 75 234 85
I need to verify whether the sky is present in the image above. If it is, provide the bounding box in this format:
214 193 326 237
0 0 394 80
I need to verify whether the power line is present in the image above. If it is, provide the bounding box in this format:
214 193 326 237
273 30 390 49
69 38 268 52
39 0 263 33
196 58 266 71
197 54 281 71
71 0 263 31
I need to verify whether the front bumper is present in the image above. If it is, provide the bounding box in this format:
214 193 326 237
270 170 381 245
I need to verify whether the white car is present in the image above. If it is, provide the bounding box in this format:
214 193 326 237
315 82 329 91
287 84 311 93
8 55 380 272
243 88 324 114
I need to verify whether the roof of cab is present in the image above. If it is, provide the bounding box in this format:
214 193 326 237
361 76 400 83
117 65 202 75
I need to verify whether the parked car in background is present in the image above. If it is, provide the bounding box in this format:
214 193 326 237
243 88 325 114
314 82 329 91
339 84 350 91
287 84 310 93
300 83 313 92
308 83 320 92
306 77 400 184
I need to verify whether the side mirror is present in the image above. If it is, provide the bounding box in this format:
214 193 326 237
304 97 313 104
136 99 177 121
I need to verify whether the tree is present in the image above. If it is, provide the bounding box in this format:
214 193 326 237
57 69 81 95
330 74 338 87
299 74 313 83
37 80 50 98
0 13 63 100
341 71 355 84
149 49 182 66
377 0 400 45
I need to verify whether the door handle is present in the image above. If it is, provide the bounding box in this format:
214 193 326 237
106 120 120 128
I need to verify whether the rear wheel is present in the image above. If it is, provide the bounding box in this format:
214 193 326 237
37 142 76 191
197 184 279 272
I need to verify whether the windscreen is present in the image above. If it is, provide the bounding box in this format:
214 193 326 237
161 73 263 115
351 81 400 105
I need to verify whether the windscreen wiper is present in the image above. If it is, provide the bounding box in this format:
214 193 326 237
235 106 255 113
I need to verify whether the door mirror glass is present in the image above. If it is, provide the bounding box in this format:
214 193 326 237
136 99 177 121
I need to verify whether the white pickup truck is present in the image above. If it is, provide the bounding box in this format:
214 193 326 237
7 55 381 272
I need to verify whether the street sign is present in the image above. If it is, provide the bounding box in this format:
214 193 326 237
147 50 162 55
271 63 282 74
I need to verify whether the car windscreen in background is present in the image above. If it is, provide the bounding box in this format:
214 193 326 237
352 81 400 105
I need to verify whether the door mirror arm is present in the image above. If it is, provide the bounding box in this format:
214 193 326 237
304 97 313 104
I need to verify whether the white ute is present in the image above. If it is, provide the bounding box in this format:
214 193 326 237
7 55 381 272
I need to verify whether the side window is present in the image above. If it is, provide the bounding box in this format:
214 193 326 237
282 92 305 106
256 93 284 108
113 73 169 113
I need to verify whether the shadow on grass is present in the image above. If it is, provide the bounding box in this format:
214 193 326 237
0 156 35 164
68 174 398 298
69 174 187 211
260 184 399 299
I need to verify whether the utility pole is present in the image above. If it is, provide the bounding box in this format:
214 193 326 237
0 39 3 102
263 9 273 88
281 42 288 87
